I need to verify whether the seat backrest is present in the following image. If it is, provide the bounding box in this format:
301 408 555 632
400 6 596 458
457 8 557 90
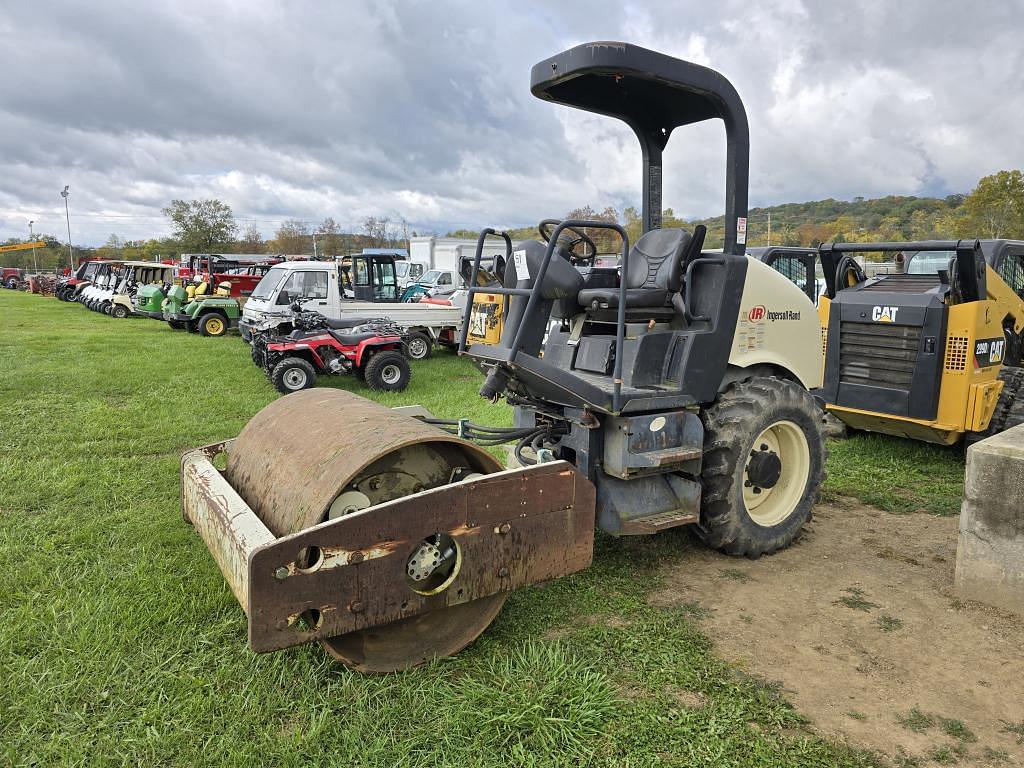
625 228 691 291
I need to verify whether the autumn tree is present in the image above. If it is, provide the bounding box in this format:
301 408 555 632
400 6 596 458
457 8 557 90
316 217 342 258
238 222 265 254
563 205 621 253
162 199 238 251
361 216 408 249
964 170 1024 238
274 219 310 255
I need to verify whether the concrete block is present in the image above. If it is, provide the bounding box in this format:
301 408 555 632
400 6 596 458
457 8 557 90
955 423 1024 614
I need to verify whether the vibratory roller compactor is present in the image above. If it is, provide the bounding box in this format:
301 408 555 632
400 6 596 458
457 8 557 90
181 42 826 672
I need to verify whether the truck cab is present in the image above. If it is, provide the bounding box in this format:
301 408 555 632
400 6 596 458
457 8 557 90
239 259 465 349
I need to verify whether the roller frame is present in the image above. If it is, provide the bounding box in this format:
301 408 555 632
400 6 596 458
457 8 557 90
182 440 595 654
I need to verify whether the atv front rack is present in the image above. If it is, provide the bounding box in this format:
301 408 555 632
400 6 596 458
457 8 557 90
182 440 595 653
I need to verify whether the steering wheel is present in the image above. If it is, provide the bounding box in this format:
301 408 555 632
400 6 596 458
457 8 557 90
538 220 597 266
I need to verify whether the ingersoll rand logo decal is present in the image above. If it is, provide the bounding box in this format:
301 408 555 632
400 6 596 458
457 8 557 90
747 305 801 322
872 306 899 322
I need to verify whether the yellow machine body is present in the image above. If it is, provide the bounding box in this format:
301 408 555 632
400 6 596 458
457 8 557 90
819 261 1021 445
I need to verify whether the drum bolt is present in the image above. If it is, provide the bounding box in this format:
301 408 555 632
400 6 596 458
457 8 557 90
349 551 365 564
349 600 365 613
498 523 511 535
274 566 290 581
497 566 509 578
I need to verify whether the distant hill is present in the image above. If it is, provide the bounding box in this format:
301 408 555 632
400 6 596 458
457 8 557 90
457 170 1024 260
687 194 968 253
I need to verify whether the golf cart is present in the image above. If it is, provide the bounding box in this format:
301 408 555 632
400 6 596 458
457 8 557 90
107 262 176 318
79 261 124 312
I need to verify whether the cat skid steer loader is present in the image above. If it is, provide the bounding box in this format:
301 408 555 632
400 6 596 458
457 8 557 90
180 42 825 673
817 239 1024 444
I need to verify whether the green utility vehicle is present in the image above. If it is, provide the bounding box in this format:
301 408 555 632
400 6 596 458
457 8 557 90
162 254 280 336
134 281 171 318
163 281 239 336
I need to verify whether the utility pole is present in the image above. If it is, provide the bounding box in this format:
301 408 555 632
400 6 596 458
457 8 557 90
767 212 772 247
28 220 38 273
60 185 75 269
312 231 319 259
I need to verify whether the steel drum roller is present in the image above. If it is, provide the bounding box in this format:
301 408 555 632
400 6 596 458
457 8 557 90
225 389 507 672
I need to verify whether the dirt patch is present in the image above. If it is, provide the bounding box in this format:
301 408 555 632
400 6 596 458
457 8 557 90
649 500 1024 766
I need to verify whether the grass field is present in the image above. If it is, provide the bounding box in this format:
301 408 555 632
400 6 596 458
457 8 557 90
0 290 964 767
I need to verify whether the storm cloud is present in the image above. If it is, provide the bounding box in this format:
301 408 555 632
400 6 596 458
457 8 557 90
1 0 1022 245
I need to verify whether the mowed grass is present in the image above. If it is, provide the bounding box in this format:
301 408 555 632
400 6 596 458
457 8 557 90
824 432 965 516
0 290 961 767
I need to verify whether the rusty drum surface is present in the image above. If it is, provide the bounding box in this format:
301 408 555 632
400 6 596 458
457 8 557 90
224 389 512 672
226 389 504 535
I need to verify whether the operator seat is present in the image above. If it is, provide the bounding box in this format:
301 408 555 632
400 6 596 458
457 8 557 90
577 228 690 309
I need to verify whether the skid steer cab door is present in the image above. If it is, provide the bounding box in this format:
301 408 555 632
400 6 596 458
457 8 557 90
751 247 821 305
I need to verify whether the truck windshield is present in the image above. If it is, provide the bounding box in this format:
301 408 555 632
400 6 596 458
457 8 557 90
250 266 290 300
419 270 442 285
395 262 410 278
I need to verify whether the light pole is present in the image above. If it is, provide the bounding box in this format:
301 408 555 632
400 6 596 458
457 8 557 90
28 220 38 273
60 185 74 269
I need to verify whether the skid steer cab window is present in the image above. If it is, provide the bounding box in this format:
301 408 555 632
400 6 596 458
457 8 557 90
998 252 1024 300
770 254 817 301
277 270 329 304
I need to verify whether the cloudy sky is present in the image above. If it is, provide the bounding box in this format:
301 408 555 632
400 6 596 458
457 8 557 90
1 0 1022 246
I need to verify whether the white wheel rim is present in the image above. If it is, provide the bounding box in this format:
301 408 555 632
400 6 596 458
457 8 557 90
381 364 402 384
408 338 427 358
743 420 810 527
283 368 308 389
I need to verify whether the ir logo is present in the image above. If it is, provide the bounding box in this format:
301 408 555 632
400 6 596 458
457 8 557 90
748 305 766 322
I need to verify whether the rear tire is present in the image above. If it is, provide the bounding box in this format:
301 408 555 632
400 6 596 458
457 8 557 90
198 313 227 337
363 350 410 392
111 304 129 319
698 376 826 558
403 331 433 360
270 357 317 394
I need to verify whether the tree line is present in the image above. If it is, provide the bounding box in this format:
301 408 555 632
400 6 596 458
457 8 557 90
5 169 1023 271
454 169 1024 259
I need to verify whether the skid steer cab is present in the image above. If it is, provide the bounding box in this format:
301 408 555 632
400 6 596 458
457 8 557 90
251 300 411 394
181 41 827 675
817 239 1024 444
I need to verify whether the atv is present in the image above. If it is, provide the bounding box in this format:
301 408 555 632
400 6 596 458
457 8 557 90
252 303 412 394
